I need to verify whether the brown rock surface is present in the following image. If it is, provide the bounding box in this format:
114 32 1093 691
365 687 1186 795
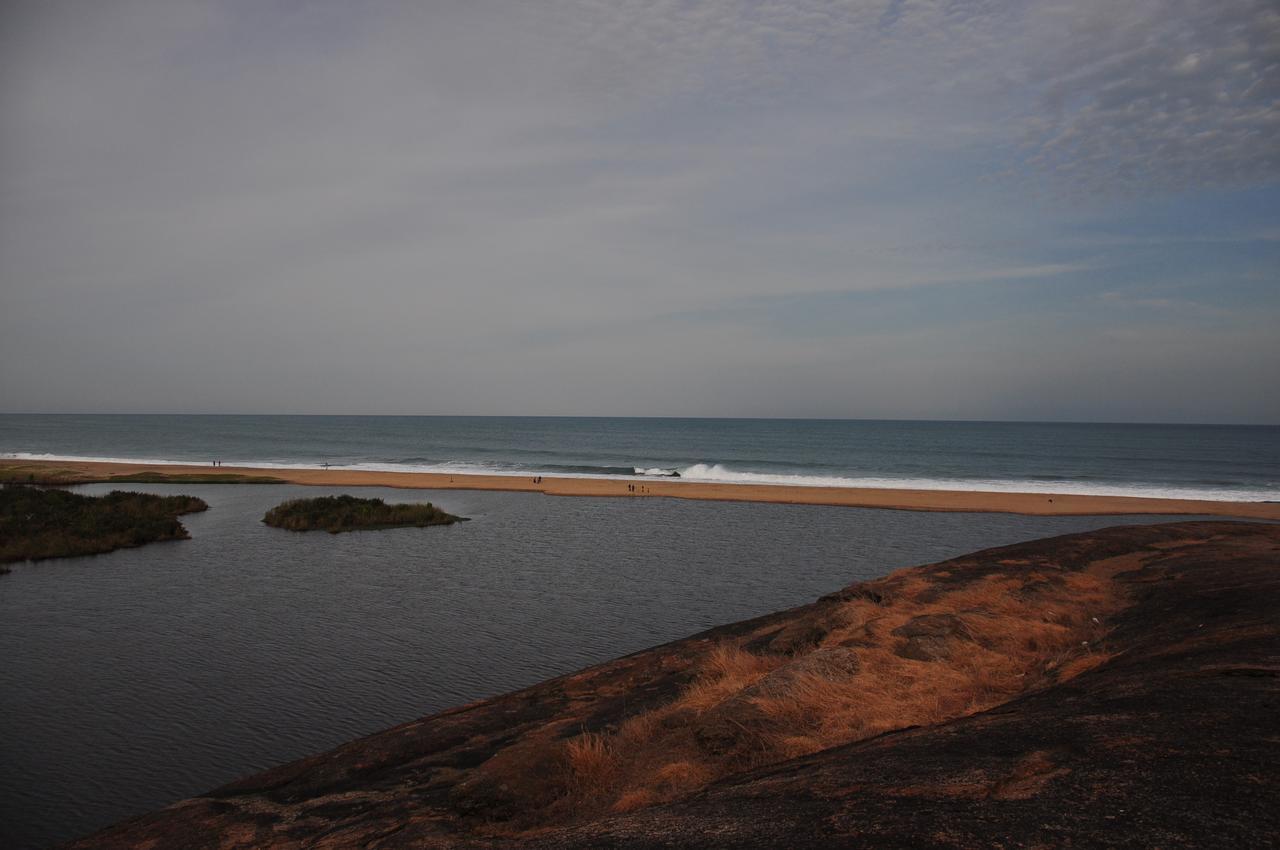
892 612 973 660
65 521 1280 849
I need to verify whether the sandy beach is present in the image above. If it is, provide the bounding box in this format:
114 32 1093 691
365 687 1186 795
8 458 1279 520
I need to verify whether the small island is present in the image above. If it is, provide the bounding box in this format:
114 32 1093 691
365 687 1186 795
0 486 208 567
262 494 466 534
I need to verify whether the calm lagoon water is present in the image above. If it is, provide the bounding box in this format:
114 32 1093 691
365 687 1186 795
0 482 1228 848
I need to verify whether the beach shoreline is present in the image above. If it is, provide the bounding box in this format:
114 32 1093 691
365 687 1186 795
7 458 1279 520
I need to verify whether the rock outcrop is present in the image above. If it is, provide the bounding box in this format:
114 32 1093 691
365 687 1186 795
65 521 1280 849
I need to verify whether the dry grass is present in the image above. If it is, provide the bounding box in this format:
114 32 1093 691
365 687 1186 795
603 763 713 814
678 643 785 711
563 732 617 796
553 558 1128 822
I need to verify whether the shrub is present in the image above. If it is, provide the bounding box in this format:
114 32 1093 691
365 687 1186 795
261 494 466 533
0 487 208 564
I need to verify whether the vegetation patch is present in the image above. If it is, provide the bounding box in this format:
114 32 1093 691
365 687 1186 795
0 463 285 486
110 471 286 484
0 463 95 485
262 494 466 534
0 486 208 566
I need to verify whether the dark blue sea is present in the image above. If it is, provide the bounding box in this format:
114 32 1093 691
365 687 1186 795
2 414 1277 500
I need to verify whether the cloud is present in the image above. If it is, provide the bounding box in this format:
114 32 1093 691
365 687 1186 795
1018 0 1280 192
0 0 1277 420
1097 290 1233 318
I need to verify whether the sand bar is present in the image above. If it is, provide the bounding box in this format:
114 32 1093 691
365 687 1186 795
8 458 1280 519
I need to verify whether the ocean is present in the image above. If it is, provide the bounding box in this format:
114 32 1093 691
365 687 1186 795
2 414 1278 501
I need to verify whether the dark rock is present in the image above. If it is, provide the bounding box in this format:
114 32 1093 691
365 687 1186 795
742 627 784 654
892 613 971 661
767 620 829 655
447 775 519 821
819 583 886 605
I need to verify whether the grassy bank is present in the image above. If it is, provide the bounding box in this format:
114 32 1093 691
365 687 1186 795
0 486 209 566
0 462 284 486
262 494 466 533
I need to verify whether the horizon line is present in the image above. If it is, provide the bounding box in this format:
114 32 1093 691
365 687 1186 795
1 412 1276 428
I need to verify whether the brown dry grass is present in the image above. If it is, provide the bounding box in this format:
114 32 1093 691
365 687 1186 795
677 642 785 711
563 732 617 796
548 557 1128 822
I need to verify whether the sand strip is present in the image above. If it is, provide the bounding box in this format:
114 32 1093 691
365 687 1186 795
8 458 1279 519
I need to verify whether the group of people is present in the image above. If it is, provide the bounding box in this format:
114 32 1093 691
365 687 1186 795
527 475 655 493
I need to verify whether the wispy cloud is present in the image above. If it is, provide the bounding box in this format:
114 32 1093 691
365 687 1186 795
1018 0 1280 192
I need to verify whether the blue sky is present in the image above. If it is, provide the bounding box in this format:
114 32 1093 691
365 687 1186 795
1 0 1277 421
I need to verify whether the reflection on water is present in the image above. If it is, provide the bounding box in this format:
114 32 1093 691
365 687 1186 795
0 483 1209 848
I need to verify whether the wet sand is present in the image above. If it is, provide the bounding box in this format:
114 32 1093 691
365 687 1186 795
13 459 1280 519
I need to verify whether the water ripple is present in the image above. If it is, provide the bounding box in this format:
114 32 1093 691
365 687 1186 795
0 483 1218 849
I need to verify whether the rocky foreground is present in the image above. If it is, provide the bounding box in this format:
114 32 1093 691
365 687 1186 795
68 521 1279 848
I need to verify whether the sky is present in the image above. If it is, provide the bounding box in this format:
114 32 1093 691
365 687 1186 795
1 0 1277 423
